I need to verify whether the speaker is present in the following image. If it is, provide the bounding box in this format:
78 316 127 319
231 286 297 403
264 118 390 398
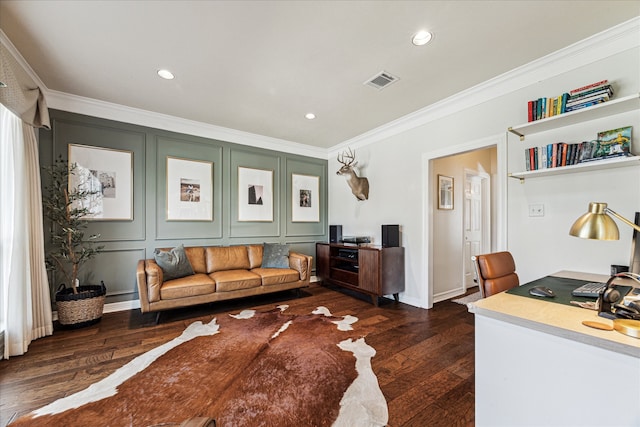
330 225 342 243
382 224 400 247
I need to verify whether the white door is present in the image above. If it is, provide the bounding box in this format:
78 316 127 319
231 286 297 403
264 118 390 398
463 170 490 290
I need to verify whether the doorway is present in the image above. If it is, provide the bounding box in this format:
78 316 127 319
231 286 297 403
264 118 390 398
425 138 505 306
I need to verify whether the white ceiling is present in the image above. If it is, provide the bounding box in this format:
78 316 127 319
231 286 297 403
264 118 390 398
1 1 639 149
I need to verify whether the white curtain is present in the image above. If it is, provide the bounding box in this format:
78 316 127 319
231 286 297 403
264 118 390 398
0 103 53 359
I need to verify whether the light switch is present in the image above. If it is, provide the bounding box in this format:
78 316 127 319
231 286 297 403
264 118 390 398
529 204 544 217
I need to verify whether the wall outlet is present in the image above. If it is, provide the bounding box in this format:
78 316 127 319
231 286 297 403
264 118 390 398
529 204 544 217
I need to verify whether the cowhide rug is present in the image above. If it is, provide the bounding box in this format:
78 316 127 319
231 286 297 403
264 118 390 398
10 306 387 427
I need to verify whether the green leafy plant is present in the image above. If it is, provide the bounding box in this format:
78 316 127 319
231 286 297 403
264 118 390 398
42 155 104 294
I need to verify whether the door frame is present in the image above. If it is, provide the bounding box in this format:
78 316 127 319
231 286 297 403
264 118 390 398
422 133 507 308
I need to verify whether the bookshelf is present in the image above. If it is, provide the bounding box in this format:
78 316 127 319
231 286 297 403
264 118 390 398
508 93 640 141
508 92 640 182
509 155 640 182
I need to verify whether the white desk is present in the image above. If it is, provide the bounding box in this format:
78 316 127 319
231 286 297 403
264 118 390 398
471 271 640 427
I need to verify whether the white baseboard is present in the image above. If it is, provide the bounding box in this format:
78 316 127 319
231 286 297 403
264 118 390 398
433 288 465 303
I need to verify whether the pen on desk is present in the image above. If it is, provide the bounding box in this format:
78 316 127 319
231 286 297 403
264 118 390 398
570 300 598 310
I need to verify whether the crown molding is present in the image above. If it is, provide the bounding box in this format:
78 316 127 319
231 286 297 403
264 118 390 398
45 90 327 159
5 15 639 161
329 16 640 156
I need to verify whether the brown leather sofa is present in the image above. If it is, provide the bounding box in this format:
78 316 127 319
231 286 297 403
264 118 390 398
136 244 312 314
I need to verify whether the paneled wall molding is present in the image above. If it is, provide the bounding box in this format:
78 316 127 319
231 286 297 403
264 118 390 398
41 110 327 305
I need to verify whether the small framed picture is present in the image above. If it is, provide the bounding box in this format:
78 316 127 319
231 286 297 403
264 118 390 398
238 166 273 222
68 144 133 220
595 126 632 158
438 175 454 210
166 157 213 221
292 173 319 222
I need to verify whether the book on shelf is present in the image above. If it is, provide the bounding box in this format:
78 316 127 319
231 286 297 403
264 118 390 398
525 79 613 122
565 97 609 112
566 91 611 107
570 79 608 95
568 84 613 101
523 140 628 171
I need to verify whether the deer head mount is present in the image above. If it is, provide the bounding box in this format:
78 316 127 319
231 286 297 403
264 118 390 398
337 148 369 201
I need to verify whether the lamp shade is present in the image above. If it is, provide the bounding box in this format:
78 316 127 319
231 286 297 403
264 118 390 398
569 202 620 240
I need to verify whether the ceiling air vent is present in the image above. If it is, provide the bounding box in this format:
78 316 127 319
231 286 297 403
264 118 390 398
364 71 399 90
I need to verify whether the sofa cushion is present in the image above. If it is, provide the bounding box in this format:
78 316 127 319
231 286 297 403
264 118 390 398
211 270 261 292
247 244 263 269
183 246 207 274
154 244 195 281
160 274 216 300
206 246 250 273
262 243 289 268
251 268 300 286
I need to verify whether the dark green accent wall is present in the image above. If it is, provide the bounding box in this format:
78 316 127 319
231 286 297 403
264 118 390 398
40 110 328 304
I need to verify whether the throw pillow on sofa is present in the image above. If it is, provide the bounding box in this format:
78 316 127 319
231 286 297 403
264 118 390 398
154 244 194 280
262 243 290 268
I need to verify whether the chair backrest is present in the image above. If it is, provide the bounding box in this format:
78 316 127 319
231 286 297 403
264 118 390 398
472 251 519 298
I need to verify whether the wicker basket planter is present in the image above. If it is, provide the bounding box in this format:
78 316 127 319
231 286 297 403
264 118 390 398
55 282 106 328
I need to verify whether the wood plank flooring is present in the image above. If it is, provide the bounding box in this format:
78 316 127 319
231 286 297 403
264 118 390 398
0 284 476 427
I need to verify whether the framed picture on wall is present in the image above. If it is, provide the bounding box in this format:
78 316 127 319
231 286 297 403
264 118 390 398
291 173 319 222
68 144 133 220
238 166 273 222
438 174 454 210
166 157 213 221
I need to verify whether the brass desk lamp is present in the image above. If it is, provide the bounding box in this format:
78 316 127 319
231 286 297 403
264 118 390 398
569 202 640 239
569 202 640 334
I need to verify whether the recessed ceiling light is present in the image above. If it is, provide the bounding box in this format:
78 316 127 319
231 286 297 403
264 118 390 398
305 113 316 120
157 69 175 80
412 30 433 46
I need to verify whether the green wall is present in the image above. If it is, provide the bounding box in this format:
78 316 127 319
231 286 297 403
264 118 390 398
40 110 328 304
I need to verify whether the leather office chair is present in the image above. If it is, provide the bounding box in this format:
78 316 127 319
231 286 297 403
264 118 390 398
472 251 520 298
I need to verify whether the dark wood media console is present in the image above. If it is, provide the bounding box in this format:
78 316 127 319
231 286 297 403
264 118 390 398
316 242 405 305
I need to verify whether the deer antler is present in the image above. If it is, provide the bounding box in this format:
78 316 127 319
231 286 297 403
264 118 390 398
337 147 356 166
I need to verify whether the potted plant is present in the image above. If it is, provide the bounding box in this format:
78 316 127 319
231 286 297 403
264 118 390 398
42 155 105 328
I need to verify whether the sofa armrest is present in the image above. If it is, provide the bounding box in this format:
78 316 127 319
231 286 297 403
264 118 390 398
136 260 151 312
136 259 163 313
289 252 312 282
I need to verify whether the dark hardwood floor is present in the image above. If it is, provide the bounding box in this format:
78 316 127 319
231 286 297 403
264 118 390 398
0 284 476 427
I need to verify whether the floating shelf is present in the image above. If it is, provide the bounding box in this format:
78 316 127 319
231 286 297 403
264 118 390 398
508 93 640 141
509 156 640 182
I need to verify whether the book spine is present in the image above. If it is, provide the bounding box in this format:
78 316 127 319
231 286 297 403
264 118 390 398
556 143 563 167
547 144 553 168
566 92 610 106
565 98 608 112
561 143 568 166
551 143 558 168
561 93 569 114
536 99 542 120
570 79 608 95
528 100 534 122
541 98 547 119
568 85 613 100
540 146 547 169
525 149 531 171
569 143 578 165
530 148 535 170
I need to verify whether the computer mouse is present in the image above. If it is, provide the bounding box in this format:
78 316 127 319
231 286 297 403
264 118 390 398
529 286 555 298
